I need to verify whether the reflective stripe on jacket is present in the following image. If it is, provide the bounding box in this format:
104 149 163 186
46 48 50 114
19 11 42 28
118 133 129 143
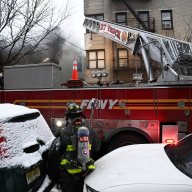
60 158 82 174
60 158 96 174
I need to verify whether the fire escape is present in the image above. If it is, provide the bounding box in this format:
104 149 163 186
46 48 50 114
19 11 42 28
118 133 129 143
112 0 155 82
122 0 150 31
113 0 155 32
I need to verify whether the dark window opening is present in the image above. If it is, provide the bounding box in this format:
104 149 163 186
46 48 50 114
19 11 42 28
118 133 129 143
161 10 173 30
116 12 127 26
117 49 128 68
138 11 150 29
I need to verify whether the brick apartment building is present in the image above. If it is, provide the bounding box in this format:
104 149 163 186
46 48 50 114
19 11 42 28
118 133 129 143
83 0 192 84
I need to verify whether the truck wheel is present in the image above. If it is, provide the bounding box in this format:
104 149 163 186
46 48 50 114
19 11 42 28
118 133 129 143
107 132 149 152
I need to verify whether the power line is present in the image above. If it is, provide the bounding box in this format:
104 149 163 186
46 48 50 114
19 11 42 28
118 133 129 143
52 32 85 51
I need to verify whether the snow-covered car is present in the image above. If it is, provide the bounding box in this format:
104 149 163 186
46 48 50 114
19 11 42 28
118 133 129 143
0 103 55 192
84 134 192 192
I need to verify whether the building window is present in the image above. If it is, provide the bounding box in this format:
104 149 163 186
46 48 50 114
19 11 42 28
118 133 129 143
117 49 128 67
88 50 105 69
116 12 127 26
161 10 173 29
85 14 104 33
138 11 149 29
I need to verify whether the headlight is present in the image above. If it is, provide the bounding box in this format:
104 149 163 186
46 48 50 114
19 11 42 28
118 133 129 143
52 118 65 128
56 120 63 127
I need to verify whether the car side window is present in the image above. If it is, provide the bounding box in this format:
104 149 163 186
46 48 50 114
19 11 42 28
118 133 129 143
8 112 40 122
23 143 40 153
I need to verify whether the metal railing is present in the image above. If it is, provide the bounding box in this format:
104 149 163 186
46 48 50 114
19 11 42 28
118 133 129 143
113 57 145 71
113 17 155 32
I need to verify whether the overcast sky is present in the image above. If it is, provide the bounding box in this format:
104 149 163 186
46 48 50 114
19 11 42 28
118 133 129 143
54 0 85 49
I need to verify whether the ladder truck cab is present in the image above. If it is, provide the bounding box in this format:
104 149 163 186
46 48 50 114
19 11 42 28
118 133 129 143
0 18 192 155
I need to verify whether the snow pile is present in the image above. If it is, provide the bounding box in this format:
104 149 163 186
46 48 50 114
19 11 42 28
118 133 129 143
0 103 55 168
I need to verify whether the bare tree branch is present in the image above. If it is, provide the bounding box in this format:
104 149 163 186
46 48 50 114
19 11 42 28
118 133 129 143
0 0 69 69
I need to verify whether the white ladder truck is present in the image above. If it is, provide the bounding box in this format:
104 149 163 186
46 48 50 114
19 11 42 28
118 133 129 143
83 17 192 83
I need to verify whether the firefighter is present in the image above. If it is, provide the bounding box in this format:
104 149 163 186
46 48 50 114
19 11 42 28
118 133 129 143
58 103 101 192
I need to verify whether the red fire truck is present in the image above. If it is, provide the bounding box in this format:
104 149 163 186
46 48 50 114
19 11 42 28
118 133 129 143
0 18 192 153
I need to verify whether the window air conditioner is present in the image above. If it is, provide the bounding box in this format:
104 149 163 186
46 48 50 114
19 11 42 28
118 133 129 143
163 23 172 29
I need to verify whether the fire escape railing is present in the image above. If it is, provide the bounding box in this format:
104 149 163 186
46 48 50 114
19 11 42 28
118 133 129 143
122 0 149 31
112 0 155 32
113 17 155 33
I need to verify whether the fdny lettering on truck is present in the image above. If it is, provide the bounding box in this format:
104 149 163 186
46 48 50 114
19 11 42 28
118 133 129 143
80 99 119 109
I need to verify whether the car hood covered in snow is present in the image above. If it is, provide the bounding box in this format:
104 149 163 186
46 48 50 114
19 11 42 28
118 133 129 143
0 104 55 168
85 144 192 191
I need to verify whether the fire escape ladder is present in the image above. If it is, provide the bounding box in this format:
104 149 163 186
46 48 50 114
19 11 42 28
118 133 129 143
122 0 148 31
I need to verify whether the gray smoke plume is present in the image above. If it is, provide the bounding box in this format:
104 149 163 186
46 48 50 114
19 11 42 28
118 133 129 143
45 28 65 64
15 27 65 65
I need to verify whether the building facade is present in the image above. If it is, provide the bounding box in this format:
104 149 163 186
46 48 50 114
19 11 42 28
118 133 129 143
84 0 192 84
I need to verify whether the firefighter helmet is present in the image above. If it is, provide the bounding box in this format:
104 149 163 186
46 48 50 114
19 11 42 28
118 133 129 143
65 103 84 121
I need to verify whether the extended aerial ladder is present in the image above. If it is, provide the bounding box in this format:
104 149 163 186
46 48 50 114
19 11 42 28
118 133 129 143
83 17 192 83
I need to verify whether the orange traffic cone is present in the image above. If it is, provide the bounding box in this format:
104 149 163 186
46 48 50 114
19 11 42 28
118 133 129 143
71 60 78 80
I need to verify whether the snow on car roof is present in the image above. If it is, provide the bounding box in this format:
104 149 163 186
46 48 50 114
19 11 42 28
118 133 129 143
0 103 55 168
0 103 39 122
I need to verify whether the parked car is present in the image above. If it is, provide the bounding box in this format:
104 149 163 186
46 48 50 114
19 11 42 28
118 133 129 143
0 103 55 192
83 134 192 192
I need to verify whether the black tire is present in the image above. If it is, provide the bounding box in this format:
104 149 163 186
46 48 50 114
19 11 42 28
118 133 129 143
107 132 149 152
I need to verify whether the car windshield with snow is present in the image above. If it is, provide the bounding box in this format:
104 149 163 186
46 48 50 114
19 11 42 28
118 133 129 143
83 134 192 192
0 104 55 192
